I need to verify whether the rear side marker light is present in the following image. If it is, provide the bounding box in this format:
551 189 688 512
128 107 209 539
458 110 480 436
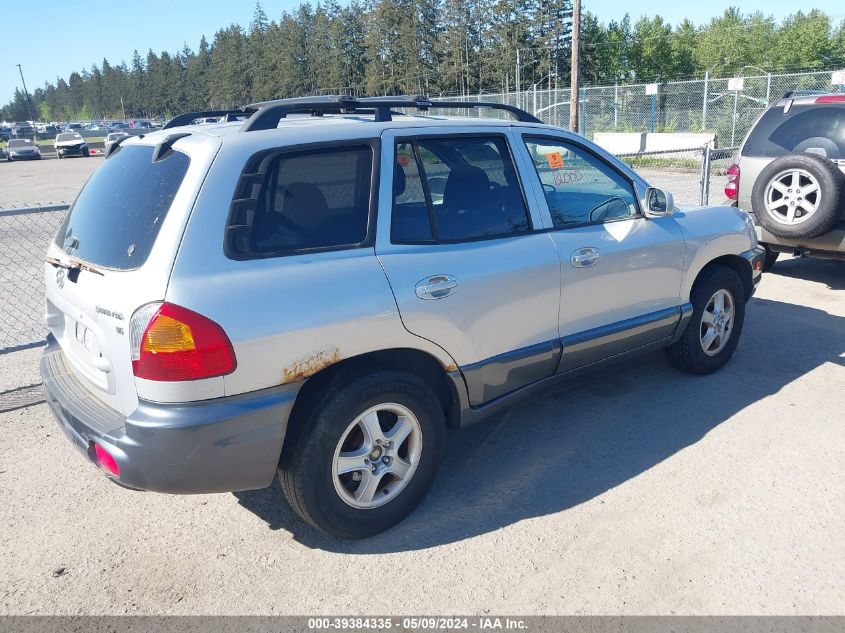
92 442 120 477
130 302 236 382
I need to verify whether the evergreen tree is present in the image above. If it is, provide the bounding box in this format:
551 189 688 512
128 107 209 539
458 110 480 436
5 4 845 119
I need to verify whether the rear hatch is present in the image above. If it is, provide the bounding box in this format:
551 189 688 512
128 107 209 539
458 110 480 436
44 133 220 417
740 101 845 212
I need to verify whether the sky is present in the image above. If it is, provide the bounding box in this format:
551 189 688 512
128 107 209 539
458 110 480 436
3 0 845 104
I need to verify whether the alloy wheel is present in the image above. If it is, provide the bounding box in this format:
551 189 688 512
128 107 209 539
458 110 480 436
763 168 821 226
699 289 735 356
331 403 423 509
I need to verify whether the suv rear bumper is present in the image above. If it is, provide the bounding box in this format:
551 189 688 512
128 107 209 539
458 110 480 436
40 335 299 494
755 224 845 260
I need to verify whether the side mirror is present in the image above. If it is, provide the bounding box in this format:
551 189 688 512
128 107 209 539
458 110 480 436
644 187 675 217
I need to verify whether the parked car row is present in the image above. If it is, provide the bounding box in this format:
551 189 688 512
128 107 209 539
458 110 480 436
1 129 136 163
1 119 162 141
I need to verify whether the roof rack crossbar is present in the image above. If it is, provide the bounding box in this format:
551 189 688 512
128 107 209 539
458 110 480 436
238 95 542 131
163 109 251 129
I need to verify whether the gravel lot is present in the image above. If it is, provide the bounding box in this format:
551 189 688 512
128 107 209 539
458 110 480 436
0 151 843 616
0 155 101 208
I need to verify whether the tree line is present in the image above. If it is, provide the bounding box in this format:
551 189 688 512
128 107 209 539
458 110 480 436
3 2 845 122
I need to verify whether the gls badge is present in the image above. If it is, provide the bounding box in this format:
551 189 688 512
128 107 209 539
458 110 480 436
56 268 65 289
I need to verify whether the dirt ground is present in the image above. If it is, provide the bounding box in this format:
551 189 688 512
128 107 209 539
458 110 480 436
1 255 843 615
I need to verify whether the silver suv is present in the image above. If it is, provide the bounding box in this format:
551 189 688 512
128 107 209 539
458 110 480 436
728 92 845 269
41 96 763 538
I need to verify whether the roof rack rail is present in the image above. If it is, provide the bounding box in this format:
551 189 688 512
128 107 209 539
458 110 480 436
163 109 252 129
239 95 542 131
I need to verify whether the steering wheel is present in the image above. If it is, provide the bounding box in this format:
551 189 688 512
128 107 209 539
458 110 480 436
588 197 629 222
542 183 557 194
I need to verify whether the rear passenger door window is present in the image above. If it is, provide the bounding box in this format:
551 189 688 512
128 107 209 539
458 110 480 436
391 136 531 242
227 144 373 257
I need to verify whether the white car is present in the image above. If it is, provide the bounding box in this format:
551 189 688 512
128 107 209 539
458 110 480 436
104 132 130 155
54 132 89 159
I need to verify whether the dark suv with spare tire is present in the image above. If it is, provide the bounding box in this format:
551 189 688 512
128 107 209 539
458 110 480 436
727 92 845 269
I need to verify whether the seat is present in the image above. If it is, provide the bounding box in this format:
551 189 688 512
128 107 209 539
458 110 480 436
438 165 495 239
252 181 329 250
279 182 329 234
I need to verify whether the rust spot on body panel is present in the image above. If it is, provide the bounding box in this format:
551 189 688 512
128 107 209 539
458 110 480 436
444 362 458 372
282 346 341 383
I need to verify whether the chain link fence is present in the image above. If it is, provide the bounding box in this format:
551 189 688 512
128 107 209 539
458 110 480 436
0 205 68 353
614 146 739 207
439 69 843 146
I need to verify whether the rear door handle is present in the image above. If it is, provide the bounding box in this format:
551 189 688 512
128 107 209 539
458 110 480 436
570 247 601 267
416 275 458 299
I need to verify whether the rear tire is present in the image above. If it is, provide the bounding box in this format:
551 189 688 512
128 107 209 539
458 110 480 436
665 265 746 375
279 370 445 539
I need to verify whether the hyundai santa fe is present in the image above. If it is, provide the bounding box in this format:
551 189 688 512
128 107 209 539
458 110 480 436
41 96 764 538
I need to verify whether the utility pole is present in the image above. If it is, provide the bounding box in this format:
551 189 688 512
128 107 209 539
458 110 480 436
568 0 581 133
16 63 35 123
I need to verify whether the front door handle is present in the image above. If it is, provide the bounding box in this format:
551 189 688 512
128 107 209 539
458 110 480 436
570 247 601 268
416 275 458 300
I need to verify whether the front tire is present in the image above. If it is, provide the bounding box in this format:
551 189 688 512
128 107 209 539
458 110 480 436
665 265 746 375
279 370 445 539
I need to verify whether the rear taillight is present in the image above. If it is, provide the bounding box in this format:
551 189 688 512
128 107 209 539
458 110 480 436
725 163 740 200
130 302 236 381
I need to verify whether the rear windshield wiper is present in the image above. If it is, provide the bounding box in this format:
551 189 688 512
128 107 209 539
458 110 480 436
46 255 105 281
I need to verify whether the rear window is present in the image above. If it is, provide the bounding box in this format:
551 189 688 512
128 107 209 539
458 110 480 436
55 144 190 270
743 104 845 160
226 145 373 258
